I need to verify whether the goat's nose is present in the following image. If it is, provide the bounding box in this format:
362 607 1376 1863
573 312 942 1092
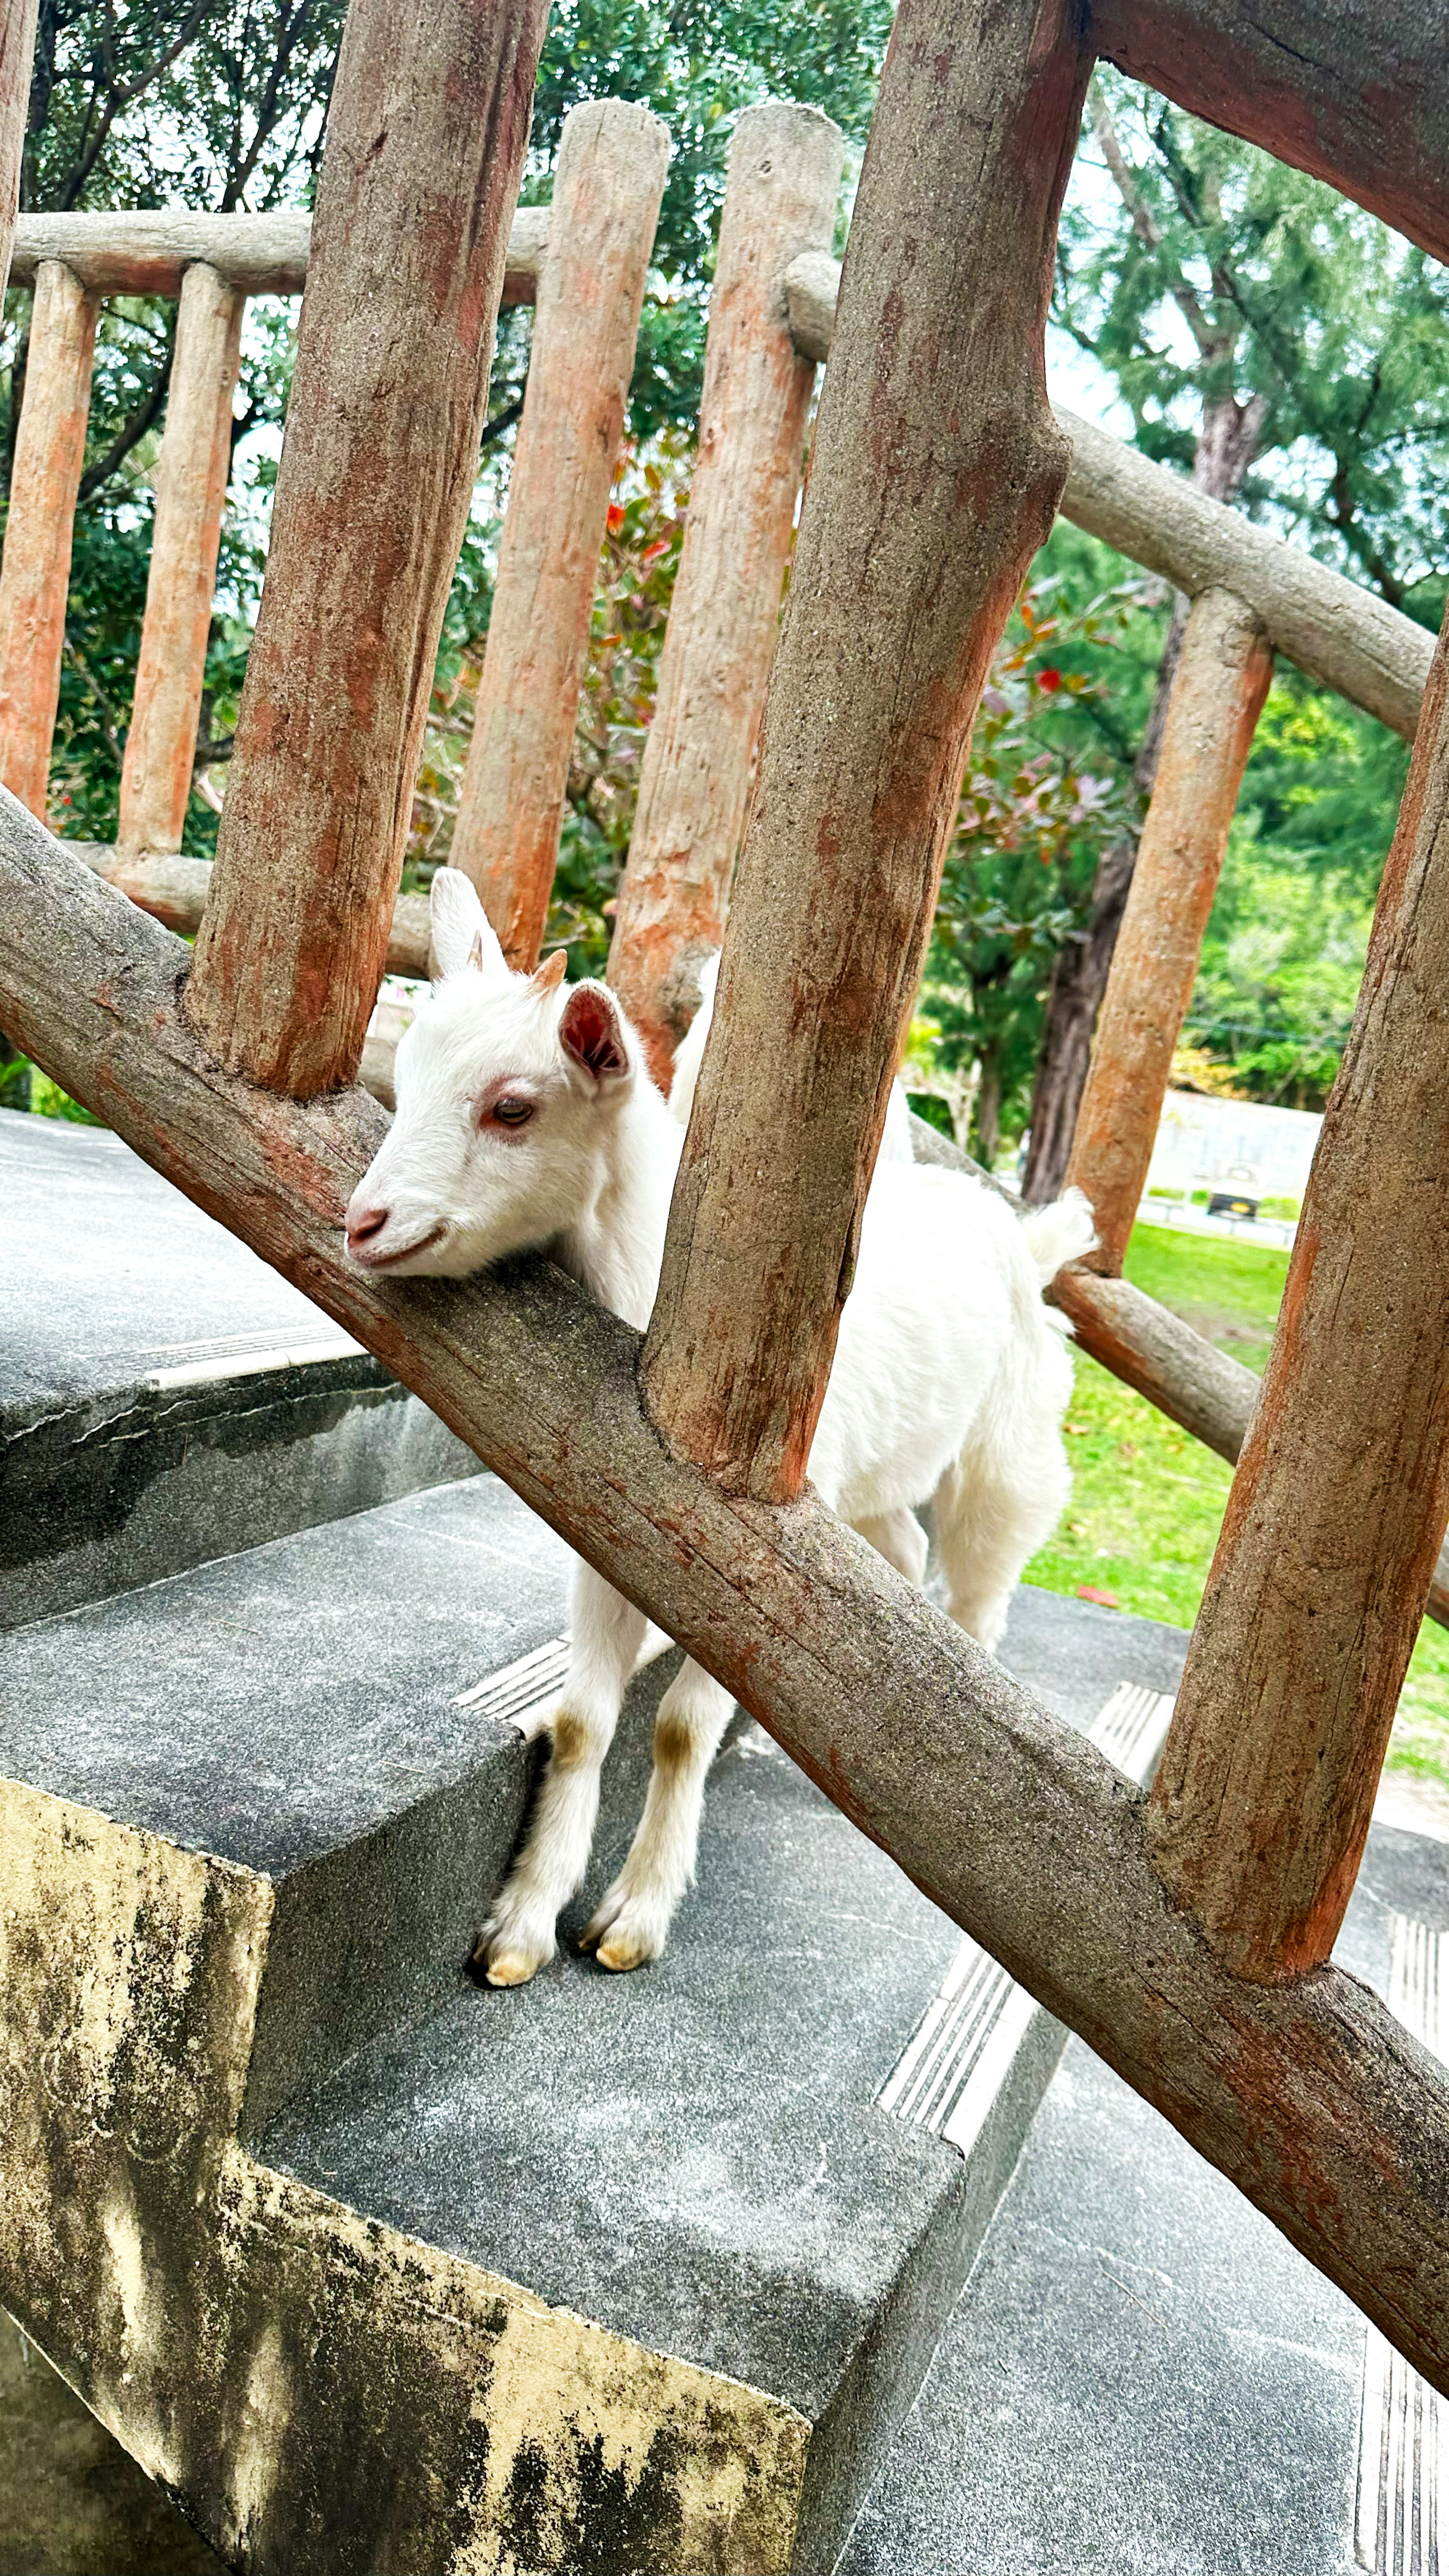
347 1203 390 1248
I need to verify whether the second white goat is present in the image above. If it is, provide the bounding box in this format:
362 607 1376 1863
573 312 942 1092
346 870 1093 1985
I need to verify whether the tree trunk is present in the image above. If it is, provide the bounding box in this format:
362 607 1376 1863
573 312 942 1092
1020 391 1263 1205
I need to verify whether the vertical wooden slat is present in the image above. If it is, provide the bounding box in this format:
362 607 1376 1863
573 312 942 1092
641 0 1094 1500
1148 600 1449 1984
0 0 37 300
0 261 97 818
185 0 551 1098
449 98 670 969
606 100 844 1088
117 263 244 855
1065 585 1273 1273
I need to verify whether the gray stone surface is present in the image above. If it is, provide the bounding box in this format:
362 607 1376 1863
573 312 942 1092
0 2313 223 2574
257 1586 1177 2574
837 1817 1448 2576
0 1106 478 1624
0 1472 572 1873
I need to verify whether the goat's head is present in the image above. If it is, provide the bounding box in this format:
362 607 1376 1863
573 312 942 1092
345 869 635 1279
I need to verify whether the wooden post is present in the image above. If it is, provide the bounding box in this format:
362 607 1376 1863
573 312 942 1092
184 0 551 1098
605 101 844 1086
1066 587 1273 1273
0 0 37 300
1148 601 1449 1984
117 263 245 855
7 800 1449 2402
0 262 98 818
642 0 1093 1499
449 99 670 969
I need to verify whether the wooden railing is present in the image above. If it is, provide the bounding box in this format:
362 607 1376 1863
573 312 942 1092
4 0 1449 2399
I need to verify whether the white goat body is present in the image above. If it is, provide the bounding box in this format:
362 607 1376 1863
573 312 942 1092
346 871 1091 1984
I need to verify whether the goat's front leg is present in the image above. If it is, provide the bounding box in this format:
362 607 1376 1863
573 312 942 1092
579 1658 735 1972
474 1567 647 1988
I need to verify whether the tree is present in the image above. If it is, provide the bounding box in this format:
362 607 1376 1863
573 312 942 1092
1020 73 1449 1200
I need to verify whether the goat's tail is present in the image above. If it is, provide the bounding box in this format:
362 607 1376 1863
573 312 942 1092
1020 1185 1097 1289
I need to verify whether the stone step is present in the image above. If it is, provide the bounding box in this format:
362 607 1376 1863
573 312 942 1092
0 1106 478 1627
0 1442 1187 2574
835 1814 1449 2576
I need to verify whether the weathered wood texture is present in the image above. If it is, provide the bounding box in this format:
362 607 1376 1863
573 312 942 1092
0 0 37 300
76 842 433 973
1092 0 1449 273
6 206 550 302
1067 588 1273 1272
1055 407 1429 743
0 262 97 817
606 102 844 1086
5 799 1449 2401
451 100 670 967
1149 604 1449 1984
642 0 1093 1501
184 0 551 1097
117 265 245 856
780 253 1430 744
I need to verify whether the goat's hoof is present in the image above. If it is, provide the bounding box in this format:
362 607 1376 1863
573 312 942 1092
584 1891 666 1972
482 1949 542 1987
471 1920 552 1987
594 1928 657 1973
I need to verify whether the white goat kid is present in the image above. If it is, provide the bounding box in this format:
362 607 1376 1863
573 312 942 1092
346 870 1092 1986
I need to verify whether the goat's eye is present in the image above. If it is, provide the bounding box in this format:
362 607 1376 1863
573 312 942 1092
490 1097 534 1128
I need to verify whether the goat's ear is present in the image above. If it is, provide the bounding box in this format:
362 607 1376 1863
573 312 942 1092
429 868 509 985
529 948 568 996
559 981 630 1086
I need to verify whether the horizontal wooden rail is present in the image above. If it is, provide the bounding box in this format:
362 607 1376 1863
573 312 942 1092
781 254 1431 742
7 206 549 303
73 843 432 975
4 797 1449 2399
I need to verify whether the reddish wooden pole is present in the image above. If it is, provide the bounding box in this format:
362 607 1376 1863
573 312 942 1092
118 263 245 855
605 100 844 1087
0 261 97 818
1148 601 1449 1984
642 0 1093 1499
450 98 670 969
1066 586 1273 1273
0 0 37 300
185 0 551 1098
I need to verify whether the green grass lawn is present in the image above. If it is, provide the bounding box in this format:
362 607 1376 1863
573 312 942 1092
1023 1220 1449 1792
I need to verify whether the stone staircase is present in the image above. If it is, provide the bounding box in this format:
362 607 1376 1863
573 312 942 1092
1 1103 1443 2575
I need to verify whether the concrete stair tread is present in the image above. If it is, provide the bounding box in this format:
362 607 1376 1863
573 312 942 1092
0 1474 573 1875
836 1816 1449 2576
0 1107 477 1625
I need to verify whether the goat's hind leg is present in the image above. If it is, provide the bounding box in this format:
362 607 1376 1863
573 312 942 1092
475 1566 646 1988
580 1657 735 1972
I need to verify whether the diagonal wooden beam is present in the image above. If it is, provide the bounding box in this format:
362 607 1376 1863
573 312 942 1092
183 0 551 1098
4 793 1449 2399
642 0 1095 1501
1090 0 1449 271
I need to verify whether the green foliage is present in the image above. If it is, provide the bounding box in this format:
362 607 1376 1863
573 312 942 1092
1058 71 1449 625
529 0 893 434
1184 671 1409 1104
1024 1222 1449 1785
916 535 1159 1154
